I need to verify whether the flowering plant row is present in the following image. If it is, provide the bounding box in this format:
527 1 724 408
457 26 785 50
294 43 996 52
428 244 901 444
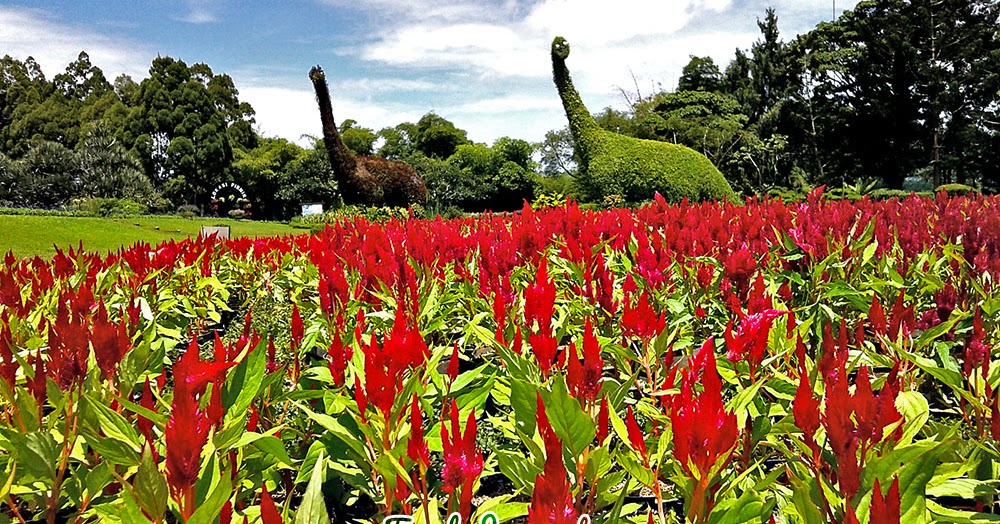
0 189 998 523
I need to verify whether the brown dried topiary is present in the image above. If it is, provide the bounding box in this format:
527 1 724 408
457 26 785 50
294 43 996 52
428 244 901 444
309 66 428 207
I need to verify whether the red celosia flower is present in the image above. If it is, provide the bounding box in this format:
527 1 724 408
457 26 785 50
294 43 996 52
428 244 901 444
27 349 46 407
353 375 367 423
260 485 285 524
165 338 236 518
440 399 483 519
0 323 19 389
91 305 131 380
868 294 888 336
992 395 1000 441
448 342 461 382
407 394 429 470
870 478 900 524
597 396 610 444
852 367 878 443
527 397 578 524
266 338 278 374
724 309 788 380
567 319 603 405
668 338 738 477
622 293 666 340
137 377 156 441
326 331 351 388
964 307 991 380
792 367 820 451
625 406 648 465
290 303 303 351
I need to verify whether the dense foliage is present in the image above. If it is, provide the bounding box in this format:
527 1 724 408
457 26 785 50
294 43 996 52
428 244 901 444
1 192 999 523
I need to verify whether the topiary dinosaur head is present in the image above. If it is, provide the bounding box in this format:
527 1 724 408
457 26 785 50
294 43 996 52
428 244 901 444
309 66 325 83
551 37 570 60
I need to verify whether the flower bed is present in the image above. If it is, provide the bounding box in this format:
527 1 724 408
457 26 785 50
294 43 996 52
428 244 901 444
0 189 998 523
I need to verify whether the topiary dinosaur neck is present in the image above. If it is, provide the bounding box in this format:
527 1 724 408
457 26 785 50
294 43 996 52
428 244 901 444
309 67 357 178
552 56 600 160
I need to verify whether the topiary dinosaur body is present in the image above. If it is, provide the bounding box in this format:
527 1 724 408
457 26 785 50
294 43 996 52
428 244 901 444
550 37 739 204
309 66 427 207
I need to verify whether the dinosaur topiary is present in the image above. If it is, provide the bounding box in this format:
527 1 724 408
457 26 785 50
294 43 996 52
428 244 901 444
309 66 428 207
550 37 739 204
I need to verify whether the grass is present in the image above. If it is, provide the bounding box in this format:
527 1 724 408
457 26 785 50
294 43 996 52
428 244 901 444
0 215 301 259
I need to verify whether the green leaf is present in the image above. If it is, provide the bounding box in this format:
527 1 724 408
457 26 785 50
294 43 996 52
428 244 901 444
250 435 294 468
710 488 764 524
895 391 930 446
299 404 367 460
788 470 825 524
926 499 1000 522
222 334 267 422
186 461 233 524
540 376 595 457
509 378 538 437
0 428 58 482
133 446 167 522
295 451 330 524
497 450 541 493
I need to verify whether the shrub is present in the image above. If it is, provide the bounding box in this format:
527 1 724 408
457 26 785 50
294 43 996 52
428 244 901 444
228 209 247 220
177 204 200 219
532 193 568 209
868 189 915 201
68 197 148 217
935 183 978 197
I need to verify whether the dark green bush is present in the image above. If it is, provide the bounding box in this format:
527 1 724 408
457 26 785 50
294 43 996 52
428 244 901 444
362 156 428 207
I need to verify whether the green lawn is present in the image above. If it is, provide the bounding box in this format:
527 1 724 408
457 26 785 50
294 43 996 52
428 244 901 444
0 215 301 259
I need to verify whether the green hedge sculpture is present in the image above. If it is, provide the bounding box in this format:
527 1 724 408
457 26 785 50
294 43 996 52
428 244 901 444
550 37 739 204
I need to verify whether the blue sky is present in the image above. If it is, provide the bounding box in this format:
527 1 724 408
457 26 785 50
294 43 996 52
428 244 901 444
0 0 859 146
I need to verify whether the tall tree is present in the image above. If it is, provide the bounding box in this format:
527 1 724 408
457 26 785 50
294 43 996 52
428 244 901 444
678 56 723 93
124 56 253 207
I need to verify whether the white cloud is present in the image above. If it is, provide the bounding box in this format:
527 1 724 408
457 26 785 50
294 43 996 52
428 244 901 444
178 0 218 24
240 86 423 146
0 7 151 79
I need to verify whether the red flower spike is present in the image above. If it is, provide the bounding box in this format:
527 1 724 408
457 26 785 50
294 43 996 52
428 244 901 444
220 500 232 524
626 405 648 463
853 367 878 444
407 394 429 469
668 338 739 477
440 400 483 519
353 375 367 423
527 399 578 524
0 324 19 389
724 309 788 379
290 303 303 351
597 396 610 444
792 369 820 445
91 305 130 380
871 478 901 524
326 332 351 388
448 342 461 381
213 332 227 364
869 294 887 336
991 395 1000 442
137 377 156 440
260 485 285 524
247 405 260 432
266 338 278 374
